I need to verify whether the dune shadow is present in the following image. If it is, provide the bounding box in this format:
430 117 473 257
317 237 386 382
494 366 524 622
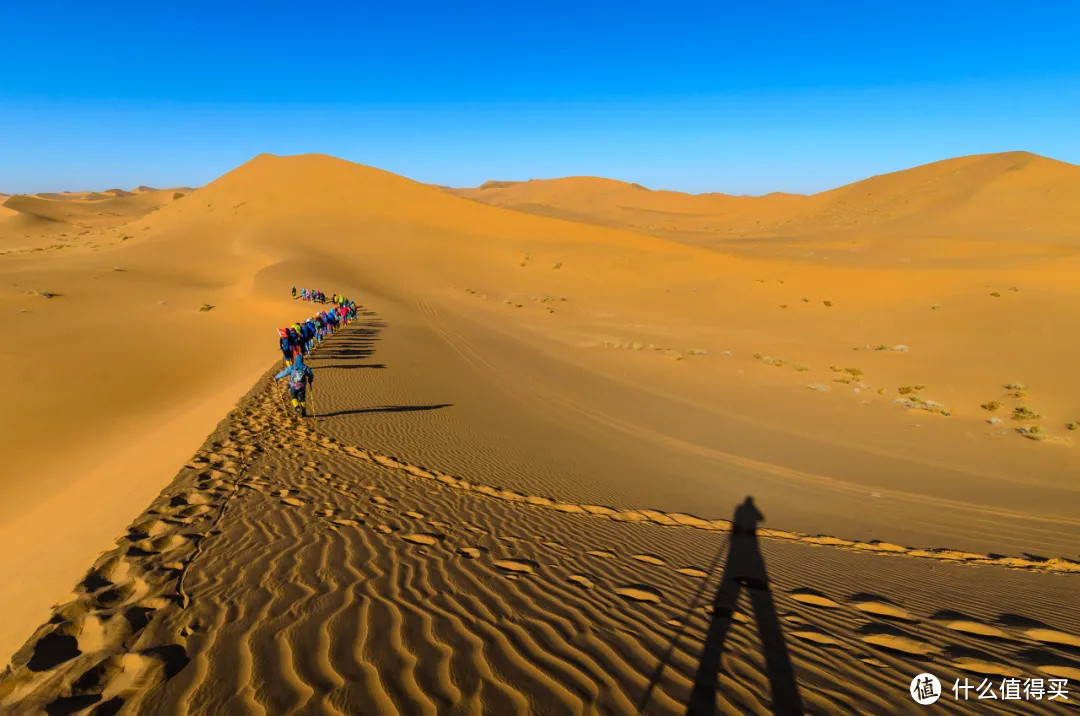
315 363 387 370
319 403 453 418
638 497 804 715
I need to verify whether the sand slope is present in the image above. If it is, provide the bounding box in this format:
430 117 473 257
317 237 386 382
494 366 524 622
1 153 1079 711
2 322 1078 713
449 152 1080 258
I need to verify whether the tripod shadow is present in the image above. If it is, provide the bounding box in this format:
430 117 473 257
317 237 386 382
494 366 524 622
686 497 804 715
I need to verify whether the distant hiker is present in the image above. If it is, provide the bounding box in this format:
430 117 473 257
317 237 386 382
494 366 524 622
291 286 296 298
275 355 315 417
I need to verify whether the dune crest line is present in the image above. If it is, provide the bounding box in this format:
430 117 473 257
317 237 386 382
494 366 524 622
282 392 1080 576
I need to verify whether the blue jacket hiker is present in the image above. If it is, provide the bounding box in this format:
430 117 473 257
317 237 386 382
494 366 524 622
275 355 315 417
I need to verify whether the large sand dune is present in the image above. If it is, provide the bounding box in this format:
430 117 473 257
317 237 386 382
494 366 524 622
450 151 1080 262
1 154 1078 712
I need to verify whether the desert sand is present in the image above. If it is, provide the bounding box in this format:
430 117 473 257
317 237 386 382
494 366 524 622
1 153 1078 713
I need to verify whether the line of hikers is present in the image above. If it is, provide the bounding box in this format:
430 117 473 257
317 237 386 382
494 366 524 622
291 286 349 304
275 289 360 417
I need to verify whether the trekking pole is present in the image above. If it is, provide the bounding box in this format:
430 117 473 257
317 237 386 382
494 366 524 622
309 383 317 423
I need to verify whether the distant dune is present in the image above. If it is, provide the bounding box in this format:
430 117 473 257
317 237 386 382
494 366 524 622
450 152 1080 258
2 154 1079 712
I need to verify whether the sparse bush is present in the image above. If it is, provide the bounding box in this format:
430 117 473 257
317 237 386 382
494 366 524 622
1017 426 1046 440
199 303 214 311
823 300 833 307
1011 406 1040 421
1004 383 1028 398
830 366 863 383
990 292 1001 297
981 401 1001 412
898 385 926 395
1066 422 1079 431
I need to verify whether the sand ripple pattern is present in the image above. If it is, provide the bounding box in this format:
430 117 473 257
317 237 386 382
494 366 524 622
2 323 1079 714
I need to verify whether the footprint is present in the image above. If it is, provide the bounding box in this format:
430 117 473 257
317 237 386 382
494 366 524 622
849 594 915 622
26 630 81 671
492 559 538 574
791 627 842 647
631 554 666 566
1024 628 1080 649
675 567 709 578
789 588 840 609
331 519 362 527
402 533 444 546
403 511 425 520
585 550 617 559
944 646 1021 677
568 575 595 589
457 547 485 559
614 585 663 604
997 614 1080 648
857 624 936 656
930 611 1012 640
280 498 304 507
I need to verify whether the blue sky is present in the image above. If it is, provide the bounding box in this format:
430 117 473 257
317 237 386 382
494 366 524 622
2 1 1078 194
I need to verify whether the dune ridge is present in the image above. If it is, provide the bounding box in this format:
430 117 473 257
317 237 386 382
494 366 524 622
449 151 1080 255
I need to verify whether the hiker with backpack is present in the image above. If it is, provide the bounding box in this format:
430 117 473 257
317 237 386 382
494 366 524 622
275 354 315 417
278 329 292 365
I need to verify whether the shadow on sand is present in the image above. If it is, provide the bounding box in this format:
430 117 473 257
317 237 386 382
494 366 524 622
318 404 453 418
639 497 804 715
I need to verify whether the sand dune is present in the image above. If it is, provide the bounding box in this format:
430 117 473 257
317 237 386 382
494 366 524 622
1 187 193 258
2 322 1078 713
1 153 1079 712
450 152 1080 262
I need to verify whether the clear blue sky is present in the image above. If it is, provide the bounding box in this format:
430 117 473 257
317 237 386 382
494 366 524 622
2 1 1078 194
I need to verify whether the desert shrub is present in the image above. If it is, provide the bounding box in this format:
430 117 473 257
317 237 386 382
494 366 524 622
1011 406 1040 421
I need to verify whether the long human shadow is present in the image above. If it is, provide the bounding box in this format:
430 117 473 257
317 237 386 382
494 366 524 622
684 497 804 715
319 404 453 418
302 319 452 419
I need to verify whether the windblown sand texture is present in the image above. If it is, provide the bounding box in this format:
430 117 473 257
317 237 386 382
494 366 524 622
2 153 1079 713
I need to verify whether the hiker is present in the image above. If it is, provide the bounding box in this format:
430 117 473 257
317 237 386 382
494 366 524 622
277 328 292 364
275 355 315 417
291 286 296 299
